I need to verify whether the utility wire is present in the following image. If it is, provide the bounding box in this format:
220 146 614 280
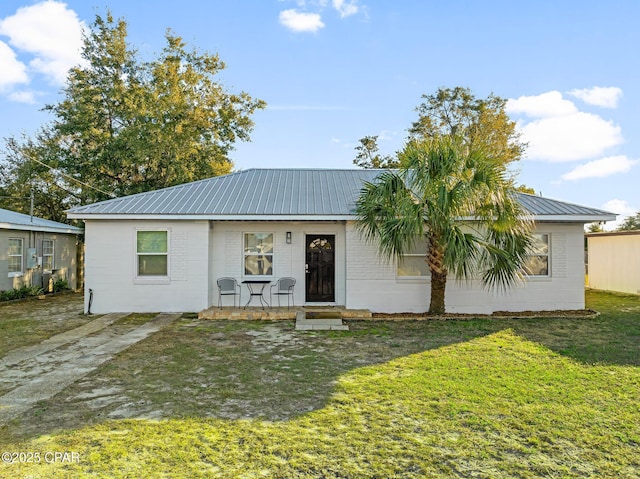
29 156 117 199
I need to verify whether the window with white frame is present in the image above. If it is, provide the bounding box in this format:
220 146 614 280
524 233 550 276
244 233 273 276
397 240 430 277
136 230 168 276
42 239 55 271
8 238 23 276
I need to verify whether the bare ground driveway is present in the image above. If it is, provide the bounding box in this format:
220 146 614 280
0 295 180 426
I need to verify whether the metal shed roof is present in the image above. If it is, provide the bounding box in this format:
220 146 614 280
1 207 83 234
66 168 616 222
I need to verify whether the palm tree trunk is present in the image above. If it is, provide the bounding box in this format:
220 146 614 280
429 269 447 314
428 237 447 315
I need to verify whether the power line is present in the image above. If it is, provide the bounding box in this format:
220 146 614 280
28 156 117 199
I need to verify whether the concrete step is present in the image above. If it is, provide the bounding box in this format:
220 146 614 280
295 324 349 331
295 312 349 331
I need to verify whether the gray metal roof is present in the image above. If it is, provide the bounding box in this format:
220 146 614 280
0 207 83 234
66 168 616 222
516 193 614 218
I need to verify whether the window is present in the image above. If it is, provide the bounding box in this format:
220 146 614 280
244 233 273 276
136 231 168 276
524 233 549 276
43 239 55 271
397 241 429 277
8 238 23 276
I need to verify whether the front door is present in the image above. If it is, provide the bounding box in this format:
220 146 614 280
305 235 335 302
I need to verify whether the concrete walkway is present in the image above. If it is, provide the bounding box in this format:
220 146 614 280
0 312 180 425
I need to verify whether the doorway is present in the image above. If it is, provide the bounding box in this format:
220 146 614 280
305 235 335 302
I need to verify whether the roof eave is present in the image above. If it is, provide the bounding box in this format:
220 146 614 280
67 213 355 221
0 222 83 234
67 213 618 223
533 214 617 223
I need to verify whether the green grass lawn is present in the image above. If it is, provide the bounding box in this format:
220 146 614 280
1 290 639 478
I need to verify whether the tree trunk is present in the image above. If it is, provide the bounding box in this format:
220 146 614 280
429 269 447 315
428 237 447 315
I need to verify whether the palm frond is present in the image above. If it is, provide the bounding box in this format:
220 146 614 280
355 171 424 260
355 134 537 311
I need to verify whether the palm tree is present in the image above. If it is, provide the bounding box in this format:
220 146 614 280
355 136 533 315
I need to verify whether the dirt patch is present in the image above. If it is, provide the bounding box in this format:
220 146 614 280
0 293 89 356
2 291 638 443
0 312 179 439
0 292 84 321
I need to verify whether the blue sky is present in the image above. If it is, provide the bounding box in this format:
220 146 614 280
0 0 638 228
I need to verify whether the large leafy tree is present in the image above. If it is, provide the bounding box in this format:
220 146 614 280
618 212 640 231
586 222 604 233
353 135 397 169
1 12 265 215
354 87 526 170
409 86 526 166
0 132 74 222
355 136 533 314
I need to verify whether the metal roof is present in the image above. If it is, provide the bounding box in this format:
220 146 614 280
516 193 613 218
66 168 616 222
0 207 83 234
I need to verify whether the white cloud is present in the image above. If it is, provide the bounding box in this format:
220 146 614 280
0 0 85 85
601 199 637 231
568 86 623 108
520 112 622 162
279 9 325 32
508 91 623 162
507 91 577 118
377 129 396 141
279 0 360 32
602 199 635 216
333 0 359 18
8 90 37 104
562 155 638 181
0 40 28 90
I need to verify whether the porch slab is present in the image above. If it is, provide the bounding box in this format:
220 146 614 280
198 306 371 321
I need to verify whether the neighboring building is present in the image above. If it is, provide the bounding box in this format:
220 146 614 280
67 169 615 314
0 208 83 292
586 230 640 295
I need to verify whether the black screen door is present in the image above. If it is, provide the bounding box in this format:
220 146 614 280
305 235 335 302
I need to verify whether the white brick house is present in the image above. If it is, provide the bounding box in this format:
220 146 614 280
67 169 615 314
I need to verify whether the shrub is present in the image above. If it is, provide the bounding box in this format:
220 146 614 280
52 277 69 293
0 284 43 302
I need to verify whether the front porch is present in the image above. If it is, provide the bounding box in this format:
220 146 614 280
198 305 372 321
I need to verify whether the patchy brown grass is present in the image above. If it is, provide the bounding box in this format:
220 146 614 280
0 290 638 477
0 293 89 356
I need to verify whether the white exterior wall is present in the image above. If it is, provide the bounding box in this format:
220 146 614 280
83 219 209 313
588 233 640 295
83 218 587 314
210 222 346 307
345 222 587 313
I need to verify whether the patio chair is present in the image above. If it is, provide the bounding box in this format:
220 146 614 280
270 277 296 308
217 277 241 308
